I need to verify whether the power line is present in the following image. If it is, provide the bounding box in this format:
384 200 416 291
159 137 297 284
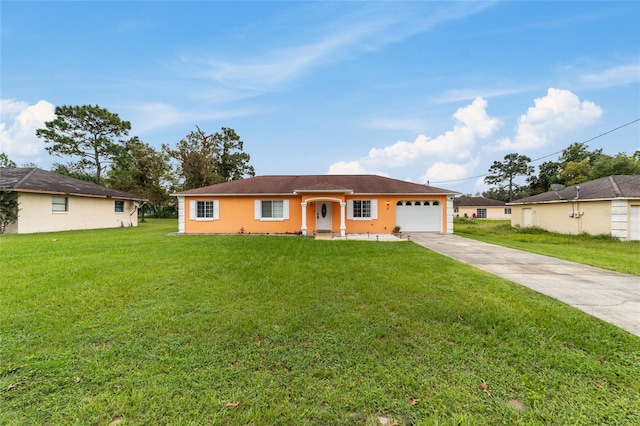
429 117 640 185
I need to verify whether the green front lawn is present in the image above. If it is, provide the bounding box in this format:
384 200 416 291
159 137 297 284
453 219 640 276
1 220 639 425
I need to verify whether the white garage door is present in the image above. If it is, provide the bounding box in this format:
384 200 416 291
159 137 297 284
631 205 640 241
396 200 443 232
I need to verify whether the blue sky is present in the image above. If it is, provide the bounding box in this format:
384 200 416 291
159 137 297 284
1 1 639 195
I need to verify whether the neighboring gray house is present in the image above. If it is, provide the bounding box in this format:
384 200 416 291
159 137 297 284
0 168 147 234
508 175 640 241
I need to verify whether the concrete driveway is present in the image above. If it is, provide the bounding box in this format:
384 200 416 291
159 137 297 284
407 233 640 338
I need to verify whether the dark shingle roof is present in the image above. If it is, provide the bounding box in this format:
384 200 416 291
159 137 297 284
175 175 458 196
0 168 147 201
509 175 640 204
454 196 505 207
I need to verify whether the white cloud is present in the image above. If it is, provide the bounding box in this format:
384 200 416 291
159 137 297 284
332 97 501 173
327 160 368 175
180 2 493 93
127 102 262 134
488 88 602 151
422 162 469 185
579 64 640 89
0 99 29 119
327 160 389 177
0 99 55 164
434 86 532 104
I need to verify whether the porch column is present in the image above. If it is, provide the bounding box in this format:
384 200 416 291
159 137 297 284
301 202 307 236
340 202 346 237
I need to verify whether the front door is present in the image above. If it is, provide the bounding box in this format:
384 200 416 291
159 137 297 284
316 202 332 231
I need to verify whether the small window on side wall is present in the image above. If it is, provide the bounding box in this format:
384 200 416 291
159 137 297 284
189 200 219 220
115 200 125 212
52 196 68 212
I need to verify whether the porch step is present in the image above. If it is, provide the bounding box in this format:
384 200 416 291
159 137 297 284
314 231 333 240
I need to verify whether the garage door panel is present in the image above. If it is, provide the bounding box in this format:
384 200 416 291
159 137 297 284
396 202 442 232
631 206 640 241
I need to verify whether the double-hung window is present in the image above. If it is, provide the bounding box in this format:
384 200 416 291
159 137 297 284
255 200 289 221
115 200 125 213
353 200 371 218
189 200 219 221
197 201 215 218
262 200 283 218
52 196 68 212
347 200 377 220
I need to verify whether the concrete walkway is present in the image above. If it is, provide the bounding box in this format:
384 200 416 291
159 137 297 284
407 233 640 337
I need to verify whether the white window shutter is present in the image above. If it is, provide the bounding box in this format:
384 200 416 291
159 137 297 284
189 200 196 220
283 199 289 219
347 200 353 219
254 200 262 219
371 199 378 219
213 200 219 220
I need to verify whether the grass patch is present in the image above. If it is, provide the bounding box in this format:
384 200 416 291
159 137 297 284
1 220 639 424
454 219 640 276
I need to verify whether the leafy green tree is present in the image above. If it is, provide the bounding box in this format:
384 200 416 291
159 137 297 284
525 143 639 194
164 126 255 190
484 153 534 202
554 142 605 186
163 126 222 190
0 153 17 168
51 163 96 183
482 185 530 202
558 142 603 166
36 105 131 183
559 159 590 186
0 189 19 234
527 160 561 195
587 153 640 180
215 127 255 181
108 137 174 219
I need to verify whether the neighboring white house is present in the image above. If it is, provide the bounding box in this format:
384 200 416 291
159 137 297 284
508 175 640 241
454 196 512 220
0 168 147 234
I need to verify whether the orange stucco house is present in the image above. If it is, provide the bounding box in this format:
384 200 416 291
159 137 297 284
173 175 458 236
